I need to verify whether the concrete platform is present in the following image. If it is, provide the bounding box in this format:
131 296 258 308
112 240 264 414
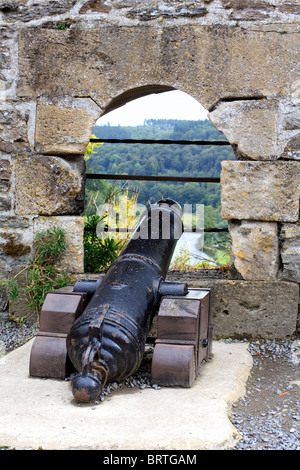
0 339 252 450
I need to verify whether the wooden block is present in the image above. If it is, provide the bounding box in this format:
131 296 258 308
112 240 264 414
162 288 211 337
151 343 195 387
29 332 74 379
39 292 84 334
160 289 212 364
152 289 212 387
157 298 201 342
29 288 86 379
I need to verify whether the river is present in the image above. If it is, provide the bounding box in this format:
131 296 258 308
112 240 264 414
171 231 215 266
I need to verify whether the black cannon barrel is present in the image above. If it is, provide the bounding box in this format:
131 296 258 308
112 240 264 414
67 199 187 403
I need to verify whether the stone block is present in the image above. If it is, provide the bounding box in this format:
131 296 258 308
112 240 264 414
283 112 300 131
166 276 299 339
280 222 300 283
0 106 29 154
14 155 85 216
280 100 300 160
221 161 300 222
0 1 77 22
0 217 33 275
283 134 300 161
209 99 282 160
35 96 101 155
277 2 300 16
221 0 300 20
221 0 275 20
33 216 84 274
17 25 299 112
210 98 300 161
229 220 279 280
79 0 112 14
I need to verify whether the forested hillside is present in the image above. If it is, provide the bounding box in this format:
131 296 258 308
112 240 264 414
85 119 235 224
84 119 236 268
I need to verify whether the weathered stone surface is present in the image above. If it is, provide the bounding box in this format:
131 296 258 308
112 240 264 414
0 217 33 275
210 97 299 162
0 157 12 212
166 276 299 339
278 2 300 15
35 96 101 155
111 0 141 8
0 106 29 154
283 134 300 161
7 267 36 322
0 25 17 100
14 155 85 216
221 161 300 222
209 99 283 160
229 220 279 280
0 216 31 230
221 0 300 20
279 101 300 160
0 294 9 314
291 79 300 106
0 195 11 212
0 26 15 41
0 159 11 191
280 222 300 283
17 25 299 111
221 0 275 20
126 2 208 20
0 0 77 22
283 112 300 131
0 44 11 74
33 216 84 273
79 0 112 13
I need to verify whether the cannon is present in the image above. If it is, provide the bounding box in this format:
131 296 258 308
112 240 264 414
29 199 212 403
67 199 188 402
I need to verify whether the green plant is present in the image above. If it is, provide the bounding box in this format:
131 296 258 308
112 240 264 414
83 214 123 272
27 227 71 312
83 186 141 273
0 226 71 321
84 134 103 162
0 278 19 301
55 22 69 30
170 247 215 271
204 232 232 266
33 226 67 265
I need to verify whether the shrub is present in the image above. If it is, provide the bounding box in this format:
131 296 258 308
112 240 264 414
83 214 123 272
0 226 71 322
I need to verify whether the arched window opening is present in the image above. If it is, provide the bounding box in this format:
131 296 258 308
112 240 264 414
84 89 236 274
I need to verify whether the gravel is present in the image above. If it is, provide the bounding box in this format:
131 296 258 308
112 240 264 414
229 337 300 450
1 318 299 450
0 318 39 353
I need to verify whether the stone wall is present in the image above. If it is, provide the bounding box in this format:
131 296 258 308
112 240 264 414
0 0 299 336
